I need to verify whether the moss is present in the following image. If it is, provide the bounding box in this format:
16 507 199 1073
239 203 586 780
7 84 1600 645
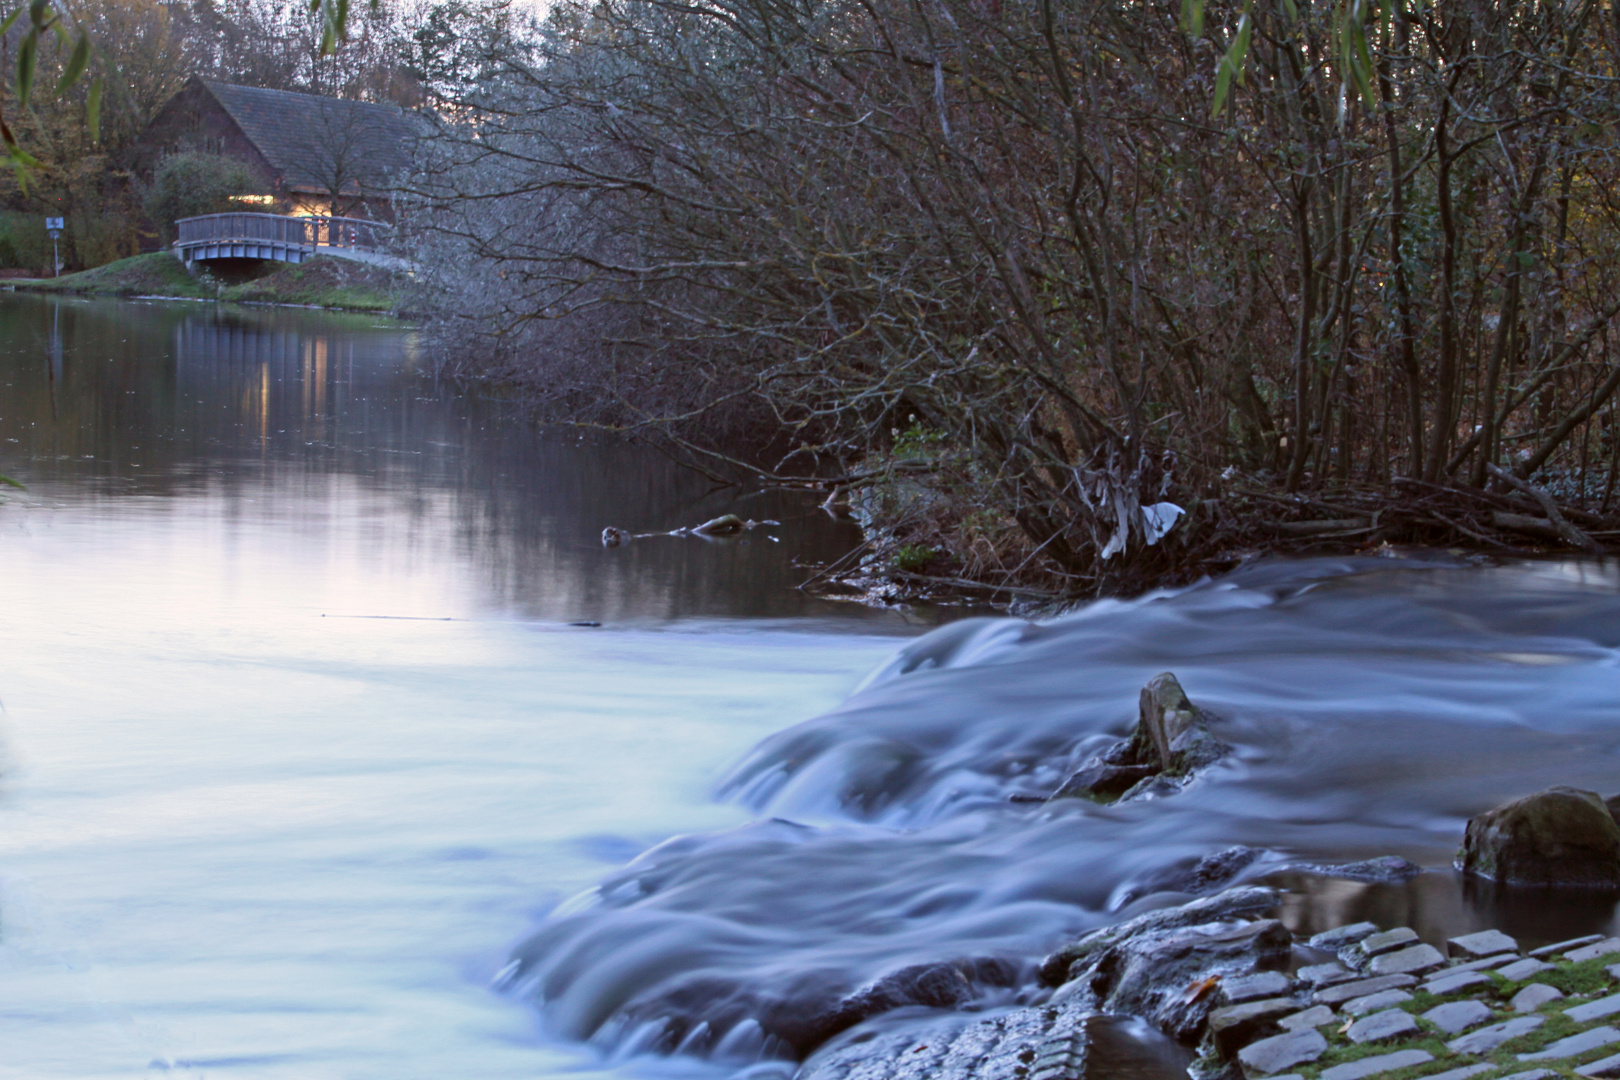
1296 1033 1452 1077
1522 957 1618 997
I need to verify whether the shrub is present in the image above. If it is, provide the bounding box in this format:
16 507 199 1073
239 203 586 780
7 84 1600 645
141 153 266 243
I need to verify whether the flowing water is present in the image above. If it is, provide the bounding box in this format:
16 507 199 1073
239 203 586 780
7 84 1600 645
4 292 1620 1080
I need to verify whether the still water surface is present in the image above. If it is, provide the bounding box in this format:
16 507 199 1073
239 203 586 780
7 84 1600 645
5 294 1620 1080
0 294 911 1079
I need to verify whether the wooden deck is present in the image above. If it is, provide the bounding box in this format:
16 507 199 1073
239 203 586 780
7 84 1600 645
175 213 387 266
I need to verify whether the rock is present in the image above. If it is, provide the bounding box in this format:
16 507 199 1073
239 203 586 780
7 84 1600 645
1137 672 1202 770
1447 1015 1544 1055
1518 1024 1620 1061
1511 984 1565 1012
1343 990 1413 1016
1424 999 1493 1034
1449 929 1520 958
1040 885 1278 985
1424 970 1491 996
1309 923 1378 950
1566 991 1620 1023
1425 1067 1495 1080
1237 1029 1327 1076
1531 933 1605 958
1206 997 1300 1058
1367 943 1445 976
1315 974 1418 1006
1319 1048 1433 1080
1457 786 1620 888
798 992 1092 1080
1353 927 1419 959
1276 1005 1333 1031
1298 962 1354 987
1498 958 1554 981
1608 961 1620 980
1052 673 1230 805
1346 1008 1419 1043
1053 756 1156 800
1283 856 1423 883
1568 938 1620 962
1059 916 1293 1042
1223 971 1295 1005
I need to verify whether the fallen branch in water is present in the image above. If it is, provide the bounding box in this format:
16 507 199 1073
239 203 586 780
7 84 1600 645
601 514 779 547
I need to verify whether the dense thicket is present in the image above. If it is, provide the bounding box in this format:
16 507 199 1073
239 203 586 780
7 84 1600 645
415 0 1620 589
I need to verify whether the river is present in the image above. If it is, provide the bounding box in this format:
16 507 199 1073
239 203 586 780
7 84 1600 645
3 293 1620 1080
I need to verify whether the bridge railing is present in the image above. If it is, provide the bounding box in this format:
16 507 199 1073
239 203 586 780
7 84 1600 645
175 213 385 251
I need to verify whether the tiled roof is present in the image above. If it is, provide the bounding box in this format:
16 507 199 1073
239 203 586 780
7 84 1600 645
201 80 417 193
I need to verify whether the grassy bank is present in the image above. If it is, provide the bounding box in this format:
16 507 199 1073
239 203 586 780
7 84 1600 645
7 252 408 313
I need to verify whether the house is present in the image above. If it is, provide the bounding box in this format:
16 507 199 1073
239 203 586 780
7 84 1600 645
130 77 418 220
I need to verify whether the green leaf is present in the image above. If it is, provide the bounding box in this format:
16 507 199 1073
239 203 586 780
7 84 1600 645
1279 0 1298 24
0 7 22 34
27 0 46 25
56 31 89 94
17 29 37 107
1211 10 1252 116
1182 0 1204 38
86 73 103 141
0 473 25 489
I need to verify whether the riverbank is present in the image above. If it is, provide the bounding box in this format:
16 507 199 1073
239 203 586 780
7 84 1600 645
796 462 1620 613
5 252 408 313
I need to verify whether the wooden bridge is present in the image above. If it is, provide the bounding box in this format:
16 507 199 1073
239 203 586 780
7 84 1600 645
175 213 396 268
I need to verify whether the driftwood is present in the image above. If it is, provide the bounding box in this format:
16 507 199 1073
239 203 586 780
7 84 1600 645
601 514 779 547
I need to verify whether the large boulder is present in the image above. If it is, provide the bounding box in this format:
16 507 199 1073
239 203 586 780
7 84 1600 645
1053 672 1230 803
1457 786 1620 888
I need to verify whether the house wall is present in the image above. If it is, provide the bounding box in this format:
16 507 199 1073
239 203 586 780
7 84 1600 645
124 79 288 210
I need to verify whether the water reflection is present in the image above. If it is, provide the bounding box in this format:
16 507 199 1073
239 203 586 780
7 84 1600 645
0 293 897 623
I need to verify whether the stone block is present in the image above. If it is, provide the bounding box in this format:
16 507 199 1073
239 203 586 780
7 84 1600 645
1318 1049 1433 1080
1447 1015 1545 1055
1357 928 1419 958
1309 922 1378 950
1449 929 1520 958
1315 974 1418 1006
1343 990 1413 1017
1519 1025 1620 1061
1511 983 1565 1012
1346 1008 1419 1044
1451 952 1520 972
1530 933 1604 958
1423 1066 1494 1080
1422 999 1493 1034
1368 944 1445 977
1425 970 1491 996
1578 1053 1620 1078
1498 958 1554 981
1224 971 1296 1004
1208 997 1300 1058
1277 1005 1334 1032
1299 962 1354 987
1568 938 1620 963
1237 1029 1327 1076
1567 992 1620 1023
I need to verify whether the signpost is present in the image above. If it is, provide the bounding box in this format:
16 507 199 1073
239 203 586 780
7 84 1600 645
44 217 64 277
